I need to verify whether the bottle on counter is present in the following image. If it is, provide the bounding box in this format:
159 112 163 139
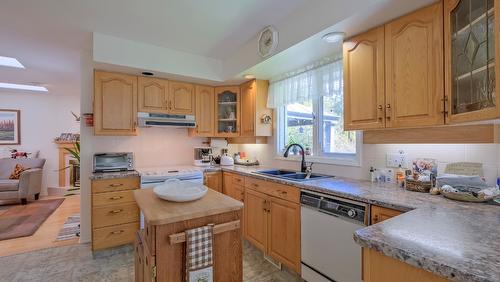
370 167 376 183
396 165 405 187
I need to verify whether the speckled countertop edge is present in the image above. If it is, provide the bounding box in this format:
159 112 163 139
89 170 140 180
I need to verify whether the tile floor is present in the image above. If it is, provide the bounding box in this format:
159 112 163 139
0 240 303 281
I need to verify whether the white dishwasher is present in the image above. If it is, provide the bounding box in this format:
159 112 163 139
301 190 368 282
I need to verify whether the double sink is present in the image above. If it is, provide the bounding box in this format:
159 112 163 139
253 169 331 182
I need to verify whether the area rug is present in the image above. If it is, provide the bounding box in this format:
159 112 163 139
0 198 64 241
56 214 80 241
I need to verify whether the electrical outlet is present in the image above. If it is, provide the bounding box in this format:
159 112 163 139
386 151 407 168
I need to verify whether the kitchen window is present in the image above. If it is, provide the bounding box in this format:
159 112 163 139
270 55 361 166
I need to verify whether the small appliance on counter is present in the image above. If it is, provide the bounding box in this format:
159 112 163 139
193 147 213 167
93 152 134 173
220 149 234 166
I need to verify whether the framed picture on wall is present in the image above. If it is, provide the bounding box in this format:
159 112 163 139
0 109 20 145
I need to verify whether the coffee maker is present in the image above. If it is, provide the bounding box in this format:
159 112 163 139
193 147 213 166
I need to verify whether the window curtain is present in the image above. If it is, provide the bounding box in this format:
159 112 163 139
267 52 343 109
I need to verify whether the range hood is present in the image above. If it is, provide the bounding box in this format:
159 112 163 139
137 112 196 128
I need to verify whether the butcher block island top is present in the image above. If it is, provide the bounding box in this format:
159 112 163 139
134 188 243 225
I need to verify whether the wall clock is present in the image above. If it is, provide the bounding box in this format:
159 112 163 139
258 26 278 58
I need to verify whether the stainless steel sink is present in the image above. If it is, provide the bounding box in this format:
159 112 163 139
254 169 331 182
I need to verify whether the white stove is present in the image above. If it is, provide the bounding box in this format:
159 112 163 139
137 166 204 188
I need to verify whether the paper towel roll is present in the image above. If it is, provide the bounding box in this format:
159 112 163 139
210 138 228 148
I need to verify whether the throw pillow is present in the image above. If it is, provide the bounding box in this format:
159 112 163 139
9 164 30 180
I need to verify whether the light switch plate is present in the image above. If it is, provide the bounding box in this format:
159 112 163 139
386 151 407 168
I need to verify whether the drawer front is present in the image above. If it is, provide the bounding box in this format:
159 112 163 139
245 177 300 203
92 190 136 207
92 222 139 251
232 174 245 186
92 177 140 194
92 202 139 228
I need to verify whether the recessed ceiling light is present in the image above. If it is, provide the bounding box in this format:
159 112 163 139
0 82 48 92
141 71 154 76
244 74 255 79
322 32 346 43
0 56 25 69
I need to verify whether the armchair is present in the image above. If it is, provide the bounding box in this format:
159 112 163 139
0 158 46 205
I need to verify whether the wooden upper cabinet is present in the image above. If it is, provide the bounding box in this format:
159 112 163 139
215 86 241 137
138 77 169 114
344 26 386 130
444 0 500 123
267 196 301 273
189 85 215 137
240 80 256 137
169 81 195 115
94 70 137 136
385 2 444 128
240 80 272 137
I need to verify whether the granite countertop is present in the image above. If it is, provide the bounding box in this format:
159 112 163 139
89 170 140 180
217 165 500 282
134 188 243 226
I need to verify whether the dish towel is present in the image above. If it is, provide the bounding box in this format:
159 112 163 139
185 225 214 282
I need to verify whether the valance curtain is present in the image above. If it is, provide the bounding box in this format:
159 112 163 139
267 52 343 109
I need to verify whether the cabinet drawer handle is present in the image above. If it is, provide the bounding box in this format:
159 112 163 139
252 183 259 188
109 209 123 214
108 183 123 188
111 230 124 235
109 196 123 200
235 178 242 182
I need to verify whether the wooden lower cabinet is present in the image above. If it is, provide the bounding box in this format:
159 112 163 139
135 210 242 282
223 172 245 202
371 205 403 224
244 188 268 252
91 176 140 251
363 248 448 282
203 171 222 192
267 196 301 272
243 176 301 274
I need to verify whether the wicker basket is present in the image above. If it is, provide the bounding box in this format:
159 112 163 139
405 179 433 193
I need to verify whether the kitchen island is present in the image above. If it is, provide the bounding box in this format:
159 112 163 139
133 188 244 282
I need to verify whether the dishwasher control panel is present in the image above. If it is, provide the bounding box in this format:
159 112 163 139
301 191 367 224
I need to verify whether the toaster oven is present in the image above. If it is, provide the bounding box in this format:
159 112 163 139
93 152 134 173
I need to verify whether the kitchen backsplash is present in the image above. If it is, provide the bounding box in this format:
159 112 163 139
236 142 500 186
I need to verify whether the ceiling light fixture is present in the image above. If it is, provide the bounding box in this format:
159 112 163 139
0 82 48 92
0 56 25 69
322 32 346 43
244 74 255 79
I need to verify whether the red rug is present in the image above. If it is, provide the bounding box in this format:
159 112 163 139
0 198 64 240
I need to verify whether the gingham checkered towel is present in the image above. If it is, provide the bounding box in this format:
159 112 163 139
185 225 214 272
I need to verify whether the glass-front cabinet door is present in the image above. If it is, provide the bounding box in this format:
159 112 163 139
214 86 240 137
445 0 500 123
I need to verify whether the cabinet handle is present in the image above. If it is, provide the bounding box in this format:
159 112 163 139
108 183 123 188
235 178 242 182
385 104 392 120
109 196 123 200
252 183 259 188
373 215 379 223
109 209 123 214
168 100 172 109
111 230 124 235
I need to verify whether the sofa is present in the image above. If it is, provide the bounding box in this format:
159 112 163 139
0 158 46 205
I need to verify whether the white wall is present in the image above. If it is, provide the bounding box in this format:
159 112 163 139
0 91 80 194
238 140 500 186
